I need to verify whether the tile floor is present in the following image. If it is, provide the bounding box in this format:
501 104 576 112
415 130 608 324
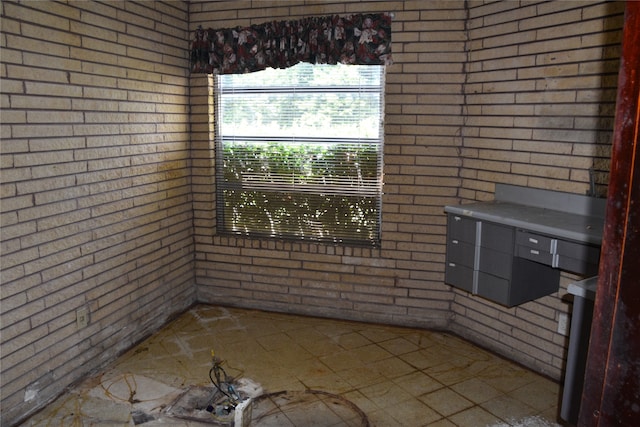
20 305 563 427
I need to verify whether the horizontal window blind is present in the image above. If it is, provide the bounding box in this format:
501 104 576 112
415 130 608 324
215 63 385 245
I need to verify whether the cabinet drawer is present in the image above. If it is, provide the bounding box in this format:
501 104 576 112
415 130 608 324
476 272 510 305
516 244 555 266
446 240 475 267
516 230 555 252
478 247 512 279
558 256 599 276
448 214 477 242
480 221 514 253
445 262 473 293
557 240 600 276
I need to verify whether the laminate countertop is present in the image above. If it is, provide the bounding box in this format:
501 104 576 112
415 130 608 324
444 201 604 245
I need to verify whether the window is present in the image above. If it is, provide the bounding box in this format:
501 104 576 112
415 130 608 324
215 62 385 245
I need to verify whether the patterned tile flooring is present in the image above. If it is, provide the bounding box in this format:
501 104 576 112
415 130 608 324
20 305 562 426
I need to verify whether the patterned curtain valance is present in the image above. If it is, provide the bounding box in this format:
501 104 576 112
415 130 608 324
191 13 392 74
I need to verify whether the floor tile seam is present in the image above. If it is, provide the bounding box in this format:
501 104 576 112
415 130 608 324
355 340 412 360
392 366 444 380
263 349 317 367
477 396 539 422
265 391 361 425
478 393 559 425
420 365 496 389
383 401 447 427
296 377 358 395
363 358 417 380
295 377 353 394
202 308 532 369
336 389 380 415
290 339 344 354
330 335 376 351
252 404 291 426
317 358 366 374
343 398 387 423
384 393 444 410
347 345 396 365
375 337 422 356
396 354 441 372
253 339 296 354
479 389 537 407
356 387 415 410
474 376 539 395
391 377 447 397
437 401 508 424
331 370 390 391
419 388 475 413
313 393 366 423
385 411 447 426
450 376 508 405
508 376 559 395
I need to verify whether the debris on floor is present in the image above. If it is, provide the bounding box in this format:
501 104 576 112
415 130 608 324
19 305 563 427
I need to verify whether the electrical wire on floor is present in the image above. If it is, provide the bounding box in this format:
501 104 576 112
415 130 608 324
206 350 241 419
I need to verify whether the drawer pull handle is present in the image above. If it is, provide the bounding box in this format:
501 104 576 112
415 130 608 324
454 216 461 221
530 249 540 255
452 239 459 244
529 237 539 244
448 262 456 267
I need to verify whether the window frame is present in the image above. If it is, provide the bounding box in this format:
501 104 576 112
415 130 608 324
214 63 386 246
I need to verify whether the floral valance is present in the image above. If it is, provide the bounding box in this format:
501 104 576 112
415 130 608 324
191 13 392 74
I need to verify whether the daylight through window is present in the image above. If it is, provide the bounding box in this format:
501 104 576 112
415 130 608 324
215 62 385 245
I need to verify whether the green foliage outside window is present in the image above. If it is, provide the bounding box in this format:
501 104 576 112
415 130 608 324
220 142 380 243
216 63 384 245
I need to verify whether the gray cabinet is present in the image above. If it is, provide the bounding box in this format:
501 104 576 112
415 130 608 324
445 212 601 307
445 215 476 294
445 214 560 307
515 229 599 277
556 239 600 276
444 184 604 307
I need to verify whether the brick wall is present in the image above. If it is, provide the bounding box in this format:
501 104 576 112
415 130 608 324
0 1 194 425
459 0 622 200
190 0 623 381
0 1 625 424
450 0 624 378
190 0 465 329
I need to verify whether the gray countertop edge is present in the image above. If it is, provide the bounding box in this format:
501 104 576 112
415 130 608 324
444 204 603 245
